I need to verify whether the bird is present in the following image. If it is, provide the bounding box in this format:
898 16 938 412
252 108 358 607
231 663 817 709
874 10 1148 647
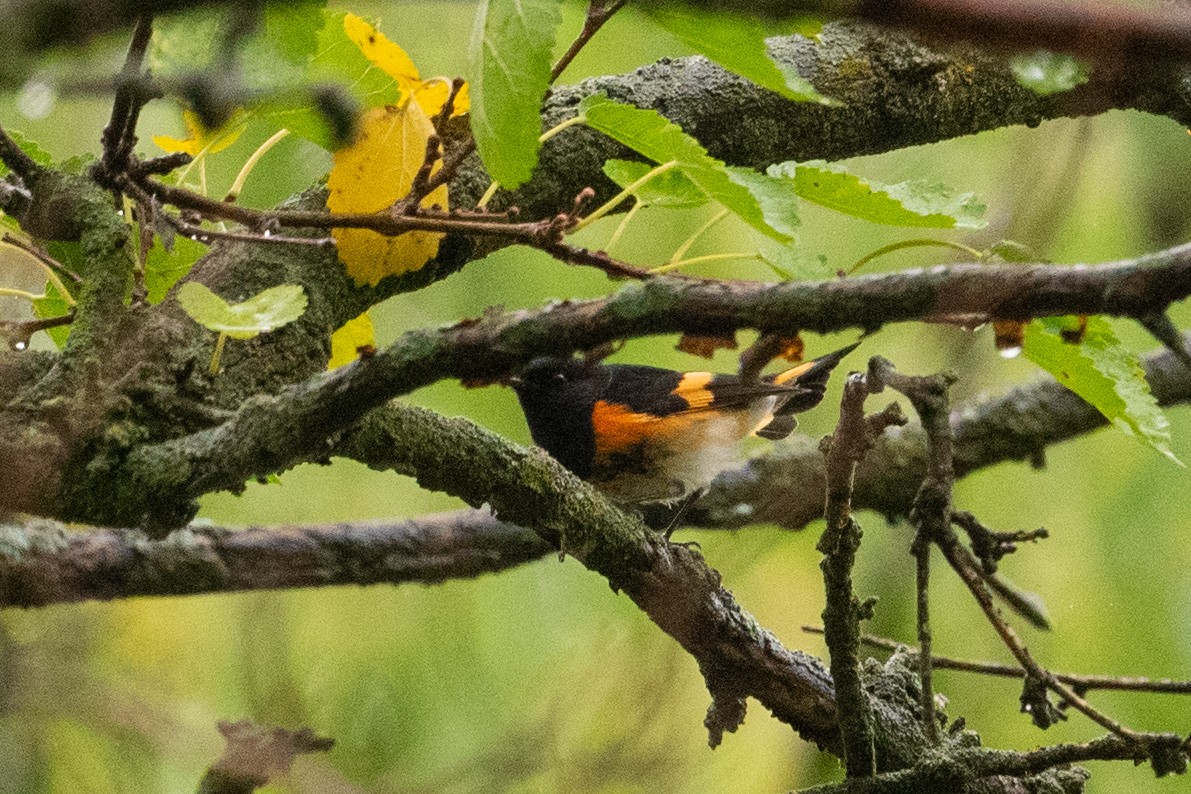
510 342 858 535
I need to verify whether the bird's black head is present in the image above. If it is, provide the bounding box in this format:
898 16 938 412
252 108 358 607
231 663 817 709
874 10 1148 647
511 357 593 394
510 357 607 478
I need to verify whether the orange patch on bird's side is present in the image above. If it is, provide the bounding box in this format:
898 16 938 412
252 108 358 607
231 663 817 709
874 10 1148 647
772 360 817 385
592 401 705 456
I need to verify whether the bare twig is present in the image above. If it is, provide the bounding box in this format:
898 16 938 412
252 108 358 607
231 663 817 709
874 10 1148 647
818 373 906 777
803 627 1191 696
98 16 156 180
551 0 627 82
0 122 40 181
867 357 956 744
1 312 75 351
864 357 1188 773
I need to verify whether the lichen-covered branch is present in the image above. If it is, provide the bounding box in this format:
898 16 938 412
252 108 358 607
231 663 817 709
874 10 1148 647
0 513 552 608
73 247 1191 530
335 403 844 752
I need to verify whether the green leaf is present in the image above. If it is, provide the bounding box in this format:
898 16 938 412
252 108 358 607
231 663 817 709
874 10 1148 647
468 0 563 188
31 282 71 349
1023 317 1180 464
177 282 308 339
759 243 832 281
581 94 796 241
145 235 206 304
644 7 836 105
724 166 800 239
0 129 52 178
769 160 986 229
1010 51 1090 97
602 159 707 208
269 11 404 149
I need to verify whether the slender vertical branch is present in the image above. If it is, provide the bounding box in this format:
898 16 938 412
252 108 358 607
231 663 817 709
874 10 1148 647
911 531 936 742
819 372 906 777
868 357 955 744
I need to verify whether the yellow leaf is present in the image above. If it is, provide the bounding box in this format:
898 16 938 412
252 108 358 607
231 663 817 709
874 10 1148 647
413 79 470 118
153 110 244 156
327 104 448 286
328 311 376 369
342 13 468 118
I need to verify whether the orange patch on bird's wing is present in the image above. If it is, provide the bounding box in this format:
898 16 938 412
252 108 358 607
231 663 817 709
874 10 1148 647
772 360 817 385
592 400 706 456
673 371 715 409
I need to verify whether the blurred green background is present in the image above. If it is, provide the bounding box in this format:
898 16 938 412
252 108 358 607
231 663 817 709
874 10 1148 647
2 2 1191 792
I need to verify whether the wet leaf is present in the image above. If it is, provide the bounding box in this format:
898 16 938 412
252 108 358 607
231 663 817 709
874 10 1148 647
177 282 307 339
328 311 376 369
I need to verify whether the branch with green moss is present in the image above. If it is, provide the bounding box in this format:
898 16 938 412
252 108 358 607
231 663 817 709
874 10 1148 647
57 246 1191 530
4 340 1188 611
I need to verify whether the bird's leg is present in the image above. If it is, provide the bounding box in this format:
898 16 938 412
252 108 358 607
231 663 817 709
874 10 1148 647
663 487 706 546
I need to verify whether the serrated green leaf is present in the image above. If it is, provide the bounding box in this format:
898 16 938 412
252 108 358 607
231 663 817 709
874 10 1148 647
0 130 51 178
1023 317 1180 464
759 243 832 281
644 7 836 105
581 94 796 241
468 0 563 188
769 160 986 229
724 166 800 239
145 235 206 304
602 159 707 208
32 282 71 349
177 282 308 339
1010 50 1090 97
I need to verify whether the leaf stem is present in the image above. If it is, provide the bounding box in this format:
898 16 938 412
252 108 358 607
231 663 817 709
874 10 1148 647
571 160 679 233
669 207 729 264
0 238 76 306
477 115 589 209
0 286 45 302
225 129 290 203
649 251 759 274
606 199 640 251
209 332 228 376
847 238 984 275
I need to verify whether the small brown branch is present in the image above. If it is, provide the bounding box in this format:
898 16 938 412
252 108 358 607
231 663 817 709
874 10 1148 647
1 312 75 351
551 0 627 82
1 232 82 283
952 510 1048 575
866 351 1189 770
99 15 156 179
1139 311 1191 372
858 0 1191 63
804 627 1191 696
0 512 554 608
818 374 906 777
867 357 956 744
0 122 40 181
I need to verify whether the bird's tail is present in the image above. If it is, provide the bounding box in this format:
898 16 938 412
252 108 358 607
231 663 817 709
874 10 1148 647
755 342 860 440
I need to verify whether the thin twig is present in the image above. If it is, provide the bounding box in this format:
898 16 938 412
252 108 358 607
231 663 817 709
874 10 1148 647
551 0 627 82
99 15 156 177
802 627 1191 695
1 313 75 350
0 122 40 180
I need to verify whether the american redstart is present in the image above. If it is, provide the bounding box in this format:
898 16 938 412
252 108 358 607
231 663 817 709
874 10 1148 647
511 342 858 532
